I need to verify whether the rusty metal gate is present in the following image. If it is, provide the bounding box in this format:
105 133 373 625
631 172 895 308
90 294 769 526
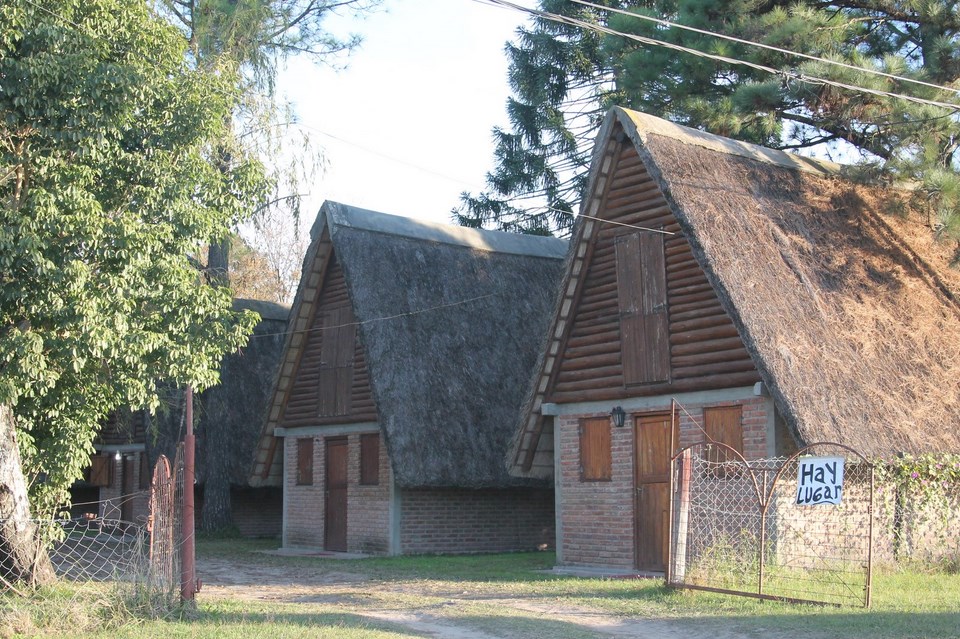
146 444 183 605
668 442 874 607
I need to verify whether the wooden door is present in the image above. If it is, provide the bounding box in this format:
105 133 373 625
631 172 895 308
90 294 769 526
324 438 348 552
634 413 674 571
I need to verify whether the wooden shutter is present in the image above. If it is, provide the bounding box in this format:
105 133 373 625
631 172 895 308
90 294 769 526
318 306 356 417
704 405 744 456
90 455 112 487
579 417 612 481
296 437 314 486
359 433 380 485
615 231 669 386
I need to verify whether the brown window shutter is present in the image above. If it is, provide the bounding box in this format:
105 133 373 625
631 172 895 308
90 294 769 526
359 433 380 485
296 437 314 486
704 405 744 456
579 417 612 481
90 455 112 487
615 232 669 386
335 318 356 416
318 305 357 417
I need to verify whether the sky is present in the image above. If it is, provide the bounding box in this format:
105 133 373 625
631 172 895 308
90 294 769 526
275 0 529 228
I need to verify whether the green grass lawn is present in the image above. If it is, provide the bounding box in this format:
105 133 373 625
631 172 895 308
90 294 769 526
3 538 958 638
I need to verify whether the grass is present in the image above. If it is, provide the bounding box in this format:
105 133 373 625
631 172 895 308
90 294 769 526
3 538 959 638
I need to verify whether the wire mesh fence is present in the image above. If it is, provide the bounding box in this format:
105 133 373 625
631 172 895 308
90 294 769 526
668 442 874 607
0 449 186 631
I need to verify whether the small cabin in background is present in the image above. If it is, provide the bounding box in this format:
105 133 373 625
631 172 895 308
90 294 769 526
73 297 289 538
508 107 960 573
250 202 566 555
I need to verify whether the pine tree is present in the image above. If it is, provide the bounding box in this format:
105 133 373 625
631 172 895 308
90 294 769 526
461 0 960 241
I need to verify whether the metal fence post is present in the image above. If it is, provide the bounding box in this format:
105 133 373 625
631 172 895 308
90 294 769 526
180 386 196 604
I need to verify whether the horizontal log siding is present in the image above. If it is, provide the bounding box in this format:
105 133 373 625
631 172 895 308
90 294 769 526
548 145 759 404
280 254 376 427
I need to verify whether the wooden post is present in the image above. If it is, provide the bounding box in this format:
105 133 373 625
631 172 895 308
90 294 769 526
181 386 197 604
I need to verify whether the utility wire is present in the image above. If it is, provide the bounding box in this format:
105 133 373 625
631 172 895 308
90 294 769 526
472 0 960 112
570 0 960 96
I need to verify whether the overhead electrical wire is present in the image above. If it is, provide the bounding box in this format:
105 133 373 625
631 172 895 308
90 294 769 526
471 0 960 112
569 0 960 96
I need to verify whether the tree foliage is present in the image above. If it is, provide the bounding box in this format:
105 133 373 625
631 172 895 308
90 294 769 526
460 0 960 240
0 0 267 515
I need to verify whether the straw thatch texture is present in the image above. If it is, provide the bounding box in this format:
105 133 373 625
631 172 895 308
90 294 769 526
625 112 960 457
327 204 567 487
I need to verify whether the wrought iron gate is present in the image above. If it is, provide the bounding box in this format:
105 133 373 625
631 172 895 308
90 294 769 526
668 442 874 607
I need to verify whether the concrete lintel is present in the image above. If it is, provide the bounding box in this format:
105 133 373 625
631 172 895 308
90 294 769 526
541 402 560 416
274 422 380 438
94 444 145 454
541 386 758 417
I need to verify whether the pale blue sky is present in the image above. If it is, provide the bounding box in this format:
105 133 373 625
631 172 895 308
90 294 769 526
276 0 527 226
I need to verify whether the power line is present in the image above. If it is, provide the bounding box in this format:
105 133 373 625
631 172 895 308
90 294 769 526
570 0 960 97
249 292 499 340
472 0 960 112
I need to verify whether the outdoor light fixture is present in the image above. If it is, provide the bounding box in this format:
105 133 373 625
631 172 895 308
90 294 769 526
610 405 626 428
114 451 122 461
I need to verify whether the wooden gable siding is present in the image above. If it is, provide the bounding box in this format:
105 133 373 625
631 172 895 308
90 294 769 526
279 252 376 427
547 143 760 404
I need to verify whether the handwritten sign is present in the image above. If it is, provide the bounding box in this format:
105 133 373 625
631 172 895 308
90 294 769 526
795 456 844 506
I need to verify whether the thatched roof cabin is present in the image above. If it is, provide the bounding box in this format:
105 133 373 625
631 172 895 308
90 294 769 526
251 202 567 489
510 108 960 476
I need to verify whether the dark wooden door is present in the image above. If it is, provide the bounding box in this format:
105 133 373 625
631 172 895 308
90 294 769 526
634 413 673 571
324 438 348 552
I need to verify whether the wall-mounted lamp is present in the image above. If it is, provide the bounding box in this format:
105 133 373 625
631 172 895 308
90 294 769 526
114 451 122 461
610 405 626 428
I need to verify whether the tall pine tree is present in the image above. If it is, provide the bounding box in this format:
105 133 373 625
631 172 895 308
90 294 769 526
460 0 960 241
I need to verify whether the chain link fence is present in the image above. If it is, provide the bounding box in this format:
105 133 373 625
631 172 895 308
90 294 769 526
668 442 874 607
0 449 185 633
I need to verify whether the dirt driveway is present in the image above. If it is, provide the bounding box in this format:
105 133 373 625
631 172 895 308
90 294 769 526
196 552 759 639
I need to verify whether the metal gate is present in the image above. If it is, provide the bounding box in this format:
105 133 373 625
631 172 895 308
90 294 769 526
146 445 183 605
668 442 874 607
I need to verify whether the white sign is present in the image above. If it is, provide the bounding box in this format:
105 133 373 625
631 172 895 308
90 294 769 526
795 456 845 506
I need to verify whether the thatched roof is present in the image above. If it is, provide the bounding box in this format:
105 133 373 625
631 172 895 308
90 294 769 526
252 202 567 488
513 107 960 469
147 297 290 486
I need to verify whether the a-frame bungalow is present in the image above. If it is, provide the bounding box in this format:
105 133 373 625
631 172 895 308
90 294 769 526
508 107 960 573
250 202 566 555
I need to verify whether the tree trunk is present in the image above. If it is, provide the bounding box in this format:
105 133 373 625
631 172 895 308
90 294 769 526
0 405 55 588
207 239 230 287
199 470 233 533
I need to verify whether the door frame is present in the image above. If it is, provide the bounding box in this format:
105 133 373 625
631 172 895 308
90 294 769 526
633 409 677 571
324 436 349 552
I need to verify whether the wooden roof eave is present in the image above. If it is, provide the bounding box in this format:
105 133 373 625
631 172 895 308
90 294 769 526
506 117 628 478
248 215 335 486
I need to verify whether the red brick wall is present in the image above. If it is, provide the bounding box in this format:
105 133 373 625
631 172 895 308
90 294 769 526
283 431 391 552
232 487 282 538
558 414 635 568
398 487 554 555
558 396 772 569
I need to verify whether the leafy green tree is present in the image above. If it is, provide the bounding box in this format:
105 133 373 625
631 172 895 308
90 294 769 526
460 0 960 240
157 0 377 532
0 0 265 582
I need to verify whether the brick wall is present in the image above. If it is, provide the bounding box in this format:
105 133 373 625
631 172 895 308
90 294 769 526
558 396 773 569
399 487 554 555
346 433 392 553
283 430 392 552
558 414 635 568
232 487 282 538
